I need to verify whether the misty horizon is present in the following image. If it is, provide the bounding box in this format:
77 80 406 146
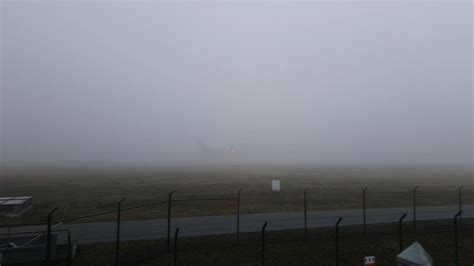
1 1 472 168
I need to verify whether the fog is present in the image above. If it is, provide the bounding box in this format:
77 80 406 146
0 1 472 167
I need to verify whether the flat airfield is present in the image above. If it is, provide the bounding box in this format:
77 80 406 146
0 165 472 225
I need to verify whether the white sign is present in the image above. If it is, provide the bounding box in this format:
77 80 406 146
364 256 375 265
272 180 280 191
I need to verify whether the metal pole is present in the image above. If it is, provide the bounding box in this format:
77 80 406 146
167 190 175 253
458 185 464 226
363 186 367 237
335 217 342 266
304 188 308 241
46 207 59 265
399 213 407 252
261 221 268 266
67 233 71 266
115 197 125 266
454 210 462 266
174 227 179 266
237 188 241 246
5 225 10 266
413 186 418 232
4 244 8 266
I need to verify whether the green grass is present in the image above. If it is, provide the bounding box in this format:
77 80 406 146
70 218 474 265
1 166 472 225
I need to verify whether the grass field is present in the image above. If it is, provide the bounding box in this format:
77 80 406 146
70 218 474 265
1 165 472 225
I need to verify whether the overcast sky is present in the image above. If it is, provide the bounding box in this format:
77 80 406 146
0 1 472 167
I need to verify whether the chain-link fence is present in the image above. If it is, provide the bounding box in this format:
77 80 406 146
0 185 472 265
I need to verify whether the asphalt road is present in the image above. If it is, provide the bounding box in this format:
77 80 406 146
2 205 472 244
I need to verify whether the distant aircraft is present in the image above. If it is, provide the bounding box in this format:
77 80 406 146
196 140 240 155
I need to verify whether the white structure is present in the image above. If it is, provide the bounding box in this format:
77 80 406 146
272 180 280 191
0 197 32 217
364 256 376 265
397 241 433 266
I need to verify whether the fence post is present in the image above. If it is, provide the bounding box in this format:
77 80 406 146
398 213 407 252
4 235 8 266
67 232 71 266
454 210 462 266
413 186 418 232
237 188 242 246
304 188 308 241
261 221 268 266
6 225 11 266
335 217 342 266
363 186 367 237
174 227 180 266
4 243 8 266
167 190 175 253
46 207 59 266
458 185 464 227
115 197 125 266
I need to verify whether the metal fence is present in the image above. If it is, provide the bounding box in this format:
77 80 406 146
0 185 472 265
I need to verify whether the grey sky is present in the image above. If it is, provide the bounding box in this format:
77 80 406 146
0 1 472 167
